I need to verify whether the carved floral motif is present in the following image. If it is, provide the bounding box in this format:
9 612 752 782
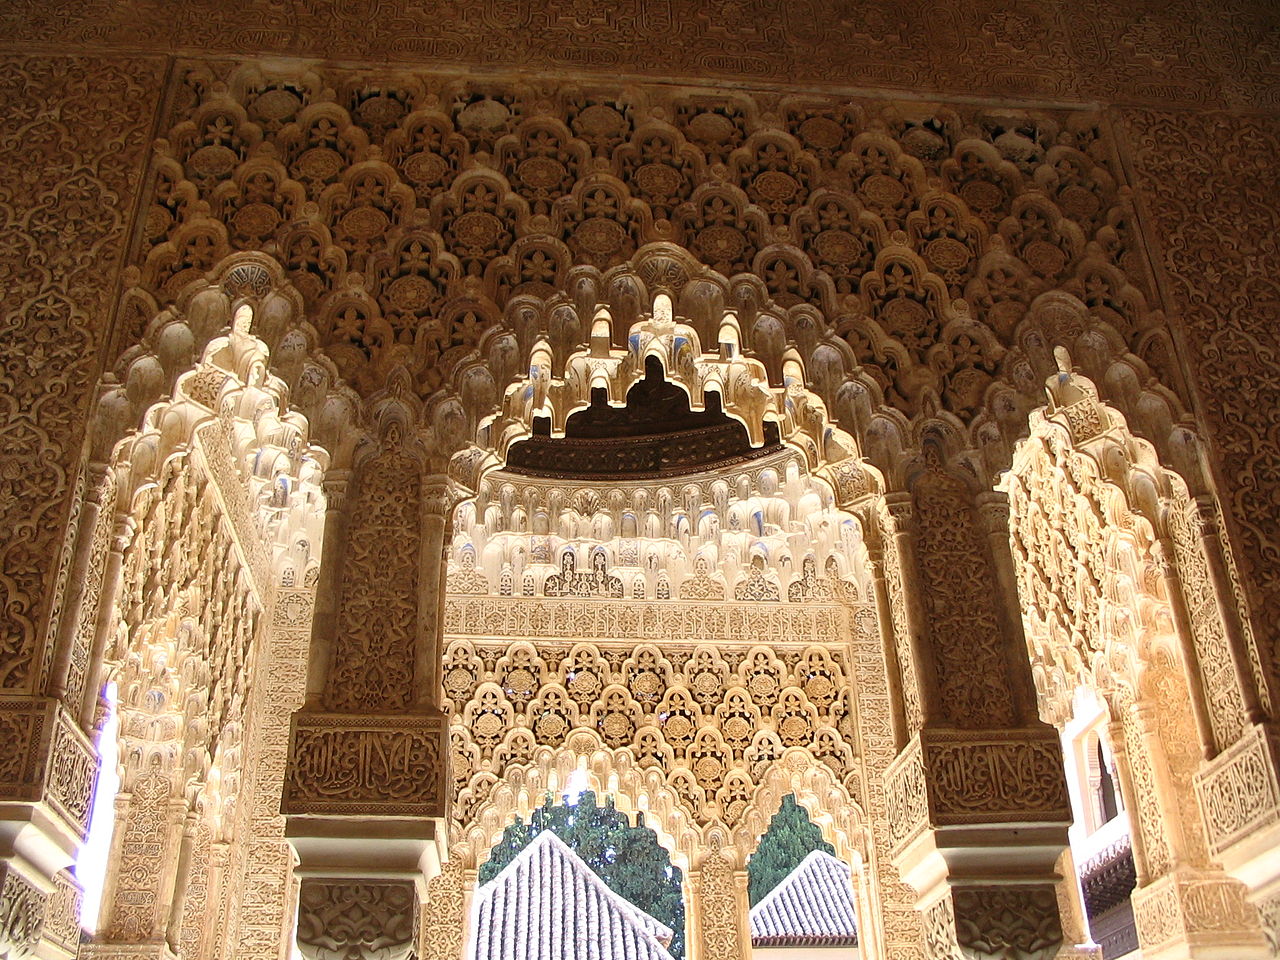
296 880 416 960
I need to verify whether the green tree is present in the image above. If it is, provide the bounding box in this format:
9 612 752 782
479 791 687 960
747 794 835 905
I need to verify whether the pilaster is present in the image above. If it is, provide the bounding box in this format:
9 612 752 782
284 451 453 957
690 842 749 960
877 464 1074 959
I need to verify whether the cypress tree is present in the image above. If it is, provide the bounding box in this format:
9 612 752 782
479 791 687 960
747 794 835 906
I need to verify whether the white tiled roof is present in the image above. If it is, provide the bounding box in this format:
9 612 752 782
468 830 677 960
749 850 859 947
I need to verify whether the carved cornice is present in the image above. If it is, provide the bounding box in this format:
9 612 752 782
1 3 1274 111
885 727 1071 859
282 712 449 818
444 596 866 643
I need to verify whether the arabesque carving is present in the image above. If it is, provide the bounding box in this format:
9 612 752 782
296 879 417 960
1006 363 1269 955
0 26 1277 960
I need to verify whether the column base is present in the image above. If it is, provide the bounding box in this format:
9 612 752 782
0 696 99 960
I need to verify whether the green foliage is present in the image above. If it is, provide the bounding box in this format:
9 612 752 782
747 794 835 906
479 791 687 959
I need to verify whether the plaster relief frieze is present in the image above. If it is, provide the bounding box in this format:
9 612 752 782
1 1 1276 109
1124 108 1280 709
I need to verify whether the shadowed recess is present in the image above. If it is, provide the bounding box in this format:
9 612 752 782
507 356 782 479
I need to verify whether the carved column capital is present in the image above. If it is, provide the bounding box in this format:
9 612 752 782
296 878 417 960
972 490 1011 535
952 884 1063 960
320 472 351 514
421 474 457 518
109 514 137 554
883 492 916 533
863 543 885 576
923 885 1067 960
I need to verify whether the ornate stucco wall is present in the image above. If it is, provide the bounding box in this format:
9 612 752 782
1 3 1277 958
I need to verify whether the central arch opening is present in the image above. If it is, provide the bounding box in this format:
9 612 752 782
442 290 880 959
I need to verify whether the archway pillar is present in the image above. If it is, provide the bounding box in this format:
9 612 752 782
689 843 751 960
1116 703 1269 958
875 467 1074 959
1179 501 1280 941
0 695 96 960
1167 497 1280 943
1193 721 1280 947
420 858 466 960
82 748 189 960
885 727 1073 960
284 459 453 959
0 479 129 959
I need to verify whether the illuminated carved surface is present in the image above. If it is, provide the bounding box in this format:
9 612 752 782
104 60 1187 478
439 446 895 960
83 324 324 957
1007 374 1267 955
451 450 865 605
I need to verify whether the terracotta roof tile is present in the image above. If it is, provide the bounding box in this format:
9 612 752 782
468 830 676 960
749 850 858 948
